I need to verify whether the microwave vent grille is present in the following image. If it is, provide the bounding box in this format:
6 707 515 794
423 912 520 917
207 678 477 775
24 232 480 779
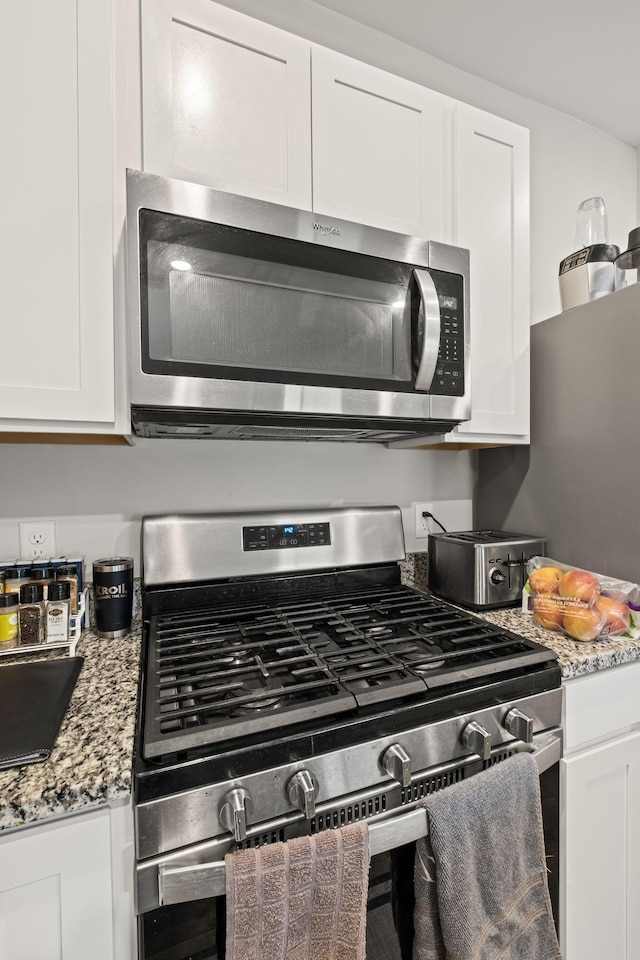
131 412 435 444
232 425 359 440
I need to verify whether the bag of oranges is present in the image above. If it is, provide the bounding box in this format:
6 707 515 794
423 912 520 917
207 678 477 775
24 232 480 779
523 557 640 642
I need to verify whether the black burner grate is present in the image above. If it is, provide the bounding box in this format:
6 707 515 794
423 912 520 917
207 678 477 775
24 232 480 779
142 585 556 758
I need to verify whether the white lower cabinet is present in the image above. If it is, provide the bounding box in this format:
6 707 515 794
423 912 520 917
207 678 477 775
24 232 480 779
560 662 640 959
0 803 135 960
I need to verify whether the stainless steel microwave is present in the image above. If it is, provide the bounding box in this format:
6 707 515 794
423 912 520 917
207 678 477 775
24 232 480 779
126 169 470 442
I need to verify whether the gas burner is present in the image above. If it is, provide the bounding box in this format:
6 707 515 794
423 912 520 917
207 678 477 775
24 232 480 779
405 646 446 671
226 664 284 711
229 690 283 711
225 646 253 667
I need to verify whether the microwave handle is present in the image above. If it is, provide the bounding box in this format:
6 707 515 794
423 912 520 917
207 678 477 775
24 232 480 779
413 268 442 392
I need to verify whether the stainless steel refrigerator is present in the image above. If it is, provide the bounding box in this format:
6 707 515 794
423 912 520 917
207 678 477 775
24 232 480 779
477 282 640 583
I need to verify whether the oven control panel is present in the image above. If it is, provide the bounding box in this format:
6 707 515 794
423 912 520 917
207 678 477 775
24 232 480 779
243 522 331 551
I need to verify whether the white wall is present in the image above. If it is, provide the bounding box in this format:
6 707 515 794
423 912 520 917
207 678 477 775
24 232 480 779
0 440 474 570
215 0 638 325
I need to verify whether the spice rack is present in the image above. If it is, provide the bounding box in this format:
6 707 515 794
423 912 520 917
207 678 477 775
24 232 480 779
0 589 88 659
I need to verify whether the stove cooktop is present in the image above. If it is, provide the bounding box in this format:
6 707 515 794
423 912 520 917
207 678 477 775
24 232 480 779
141 581 558 760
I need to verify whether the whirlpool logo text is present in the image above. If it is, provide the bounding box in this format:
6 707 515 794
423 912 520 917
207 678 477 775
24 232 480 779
312 222 341 236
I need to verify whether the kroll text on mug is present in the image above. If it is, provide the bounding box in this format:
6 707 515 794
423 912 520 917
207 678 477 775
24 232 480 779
93 557 134 639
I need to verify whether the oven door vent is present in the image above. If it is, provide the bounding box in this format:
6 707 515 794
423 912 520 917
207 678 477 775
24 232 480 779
238 829 286 850
401 766 466 805
312 795 388 834
483 748 517 770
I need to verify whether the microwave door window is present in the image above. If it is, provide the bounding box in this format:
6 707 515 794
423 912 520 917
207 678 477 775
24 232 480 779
142 224 414 389
168 269 403 379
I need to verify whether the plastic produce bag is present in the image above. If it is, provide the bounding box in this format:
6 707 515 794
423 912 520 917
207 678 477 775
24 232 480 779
523 557 640 642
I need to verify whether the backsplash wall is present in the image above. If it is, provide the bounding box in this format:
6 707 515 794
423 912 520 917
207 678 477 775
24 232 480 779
0 439 474 570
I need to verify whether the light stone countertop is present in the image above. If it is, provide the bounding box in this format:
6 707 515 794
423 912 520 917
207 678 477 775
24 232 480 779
3 557 640 832
0 622 141 831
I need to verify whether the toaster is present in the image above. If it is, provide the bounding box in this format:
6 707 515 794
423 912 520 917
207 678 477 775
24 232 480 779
426 530 547 609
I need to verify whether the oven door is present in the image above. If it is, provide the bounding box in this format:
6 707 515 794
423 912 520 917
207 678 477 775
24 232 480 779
127 169 470 426
136 732 561 960
140 850 406 960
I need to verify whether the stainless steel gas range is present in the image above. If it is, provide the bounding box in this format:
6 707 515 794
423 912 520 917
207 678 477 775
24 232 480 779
134 506 563 959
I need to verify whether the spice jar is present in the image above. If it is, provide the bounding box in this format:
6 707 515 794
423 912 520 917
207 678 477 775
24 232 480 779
19 583 45 646
46 580 70 643
29 565 55 601
0 593 19 650
55 564 79 615
4 566 31 597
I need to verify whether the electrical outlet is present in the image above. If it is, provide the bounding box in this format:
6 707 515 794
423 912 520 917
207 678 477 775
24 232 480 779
414 502 434 539
19 521 57 562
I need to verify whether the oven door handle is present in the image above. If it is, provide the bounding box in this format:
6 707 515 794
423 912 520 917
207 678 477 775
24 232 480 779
158 860 227 907
156 728 561 906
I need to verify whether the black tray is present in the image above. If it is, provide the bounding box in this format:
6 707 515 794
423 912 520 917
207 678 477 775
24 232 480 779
0 657 84 769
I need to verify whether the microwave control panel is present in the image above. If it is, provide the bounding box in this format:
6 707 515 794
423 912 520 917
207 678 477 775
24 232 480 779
243 522 331 551
429 270 465 397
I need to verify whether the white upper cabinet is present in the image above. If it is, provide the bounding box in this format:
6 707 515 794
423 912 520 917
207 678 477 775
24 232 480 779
453 104 530 441
141 0 312 208
394 103 530 448
0 0 123 433
311 47 453 240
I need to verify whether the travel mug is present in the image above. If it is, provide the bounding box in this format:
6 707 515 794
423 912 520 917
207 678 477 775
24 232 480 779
93 557 134 639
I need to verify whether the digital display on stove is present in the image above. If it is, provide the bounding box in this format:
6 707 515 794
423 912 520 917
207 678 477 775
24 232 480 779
243 522 331 551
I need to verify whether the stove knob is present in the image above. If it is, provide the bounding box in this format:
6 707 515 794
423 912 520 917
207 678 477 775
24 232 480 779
504 708 534 744
219 788 254 842
381 744 412 787
462 720 492 760
288 770 319 819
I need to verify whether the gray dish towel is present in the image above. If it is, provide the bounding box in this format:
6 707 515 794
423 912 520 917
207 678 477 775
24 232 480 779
413 752 562 960
225 821 370 960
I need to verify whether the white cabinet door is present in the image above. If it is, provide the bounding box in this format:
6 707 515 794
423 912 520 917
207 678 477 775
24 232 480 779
142 0 312 209
452 103 530 440
0 809 114 960
560 730 640 960
0 0 116 428
311 46 453 240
